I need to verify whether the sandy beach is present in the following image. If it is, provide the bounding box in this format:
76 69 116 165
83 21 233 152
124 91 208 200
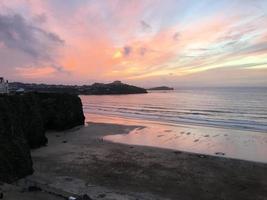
4 120 266 200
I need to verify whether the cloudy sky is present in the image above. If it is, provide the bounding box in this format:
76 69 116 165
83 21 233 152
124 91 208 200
0 0 267 87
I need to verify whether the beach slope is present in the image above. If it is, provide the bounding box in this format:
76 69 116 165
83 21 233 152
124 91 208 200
23 122 267 200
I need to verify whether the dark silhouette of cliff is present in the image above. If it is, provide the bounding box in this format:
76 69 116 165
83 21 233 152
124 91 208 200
0 93 85 183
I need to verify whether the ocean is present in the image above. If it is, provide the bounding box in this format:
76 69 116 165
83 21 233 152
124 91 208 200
81 87 267 163
81 87 267 133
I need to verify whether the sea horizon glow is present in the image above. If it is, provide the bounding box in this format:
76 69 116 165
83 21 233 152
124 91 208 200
0 0 267 87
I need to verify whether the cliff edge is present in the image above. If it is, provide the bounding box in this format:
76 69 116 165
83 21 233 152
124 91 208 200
0 93 85 183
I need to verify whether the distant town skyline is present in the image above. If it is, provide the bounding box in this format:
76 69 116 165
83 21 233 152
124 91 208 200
0 0 267 87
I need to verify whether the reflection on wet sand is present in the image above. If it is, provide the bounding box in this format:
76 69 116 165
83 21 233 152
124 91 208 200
90 114 267 163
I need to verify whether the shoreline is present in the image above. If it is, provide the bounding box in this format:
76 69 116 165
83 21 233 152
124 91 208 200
86 114 267 163
83 111 267 133
104 135 267 165
4 121 266 200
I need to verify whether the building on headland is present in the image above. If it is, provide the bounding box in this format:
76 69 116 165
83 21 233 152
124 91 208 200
112 80 122 85
0 77 9 94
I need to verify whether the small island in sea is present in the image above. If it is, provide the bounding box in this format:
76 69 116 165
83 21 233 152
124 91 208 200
148 86 174 90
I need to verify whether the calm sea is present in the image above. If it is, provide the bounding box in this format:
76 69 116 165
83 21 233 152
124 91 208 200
81 87 267 133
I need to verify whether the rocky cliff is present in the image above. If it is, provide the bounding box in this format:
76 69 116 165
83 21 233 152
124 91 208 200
0 96 33 183
37 93 85 131
7 94 47 149
0 93 85 183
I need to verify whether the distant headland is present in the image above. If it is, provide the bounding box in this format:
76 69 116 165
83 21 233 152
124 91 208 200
9 81 147 95
148 86 174 90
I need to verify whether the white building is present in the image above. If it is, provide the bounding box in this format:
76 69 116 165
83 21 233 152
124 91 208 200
0 77 9 94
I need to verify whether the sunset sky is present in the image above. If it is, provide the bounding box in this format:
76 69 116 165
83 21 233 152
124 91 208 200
0 0 267 87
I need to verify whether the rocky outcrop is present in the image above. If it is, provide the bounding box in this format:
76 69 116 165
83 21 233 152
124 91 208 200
82 81 147 95
0 95 33 183
36 93 85 131
0 93 85 183
8 94 47 149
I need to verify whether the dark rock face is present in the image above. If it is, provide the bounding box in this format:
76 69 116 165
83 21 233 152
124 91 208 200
36 93 85 131
0 93 85 183
0 95 33 183
8 94 47 149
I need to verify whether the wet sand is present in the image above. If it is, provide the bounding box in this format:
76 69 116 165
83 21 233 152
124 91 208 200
11 121 267 200
89 113 267 163
104 123 267 163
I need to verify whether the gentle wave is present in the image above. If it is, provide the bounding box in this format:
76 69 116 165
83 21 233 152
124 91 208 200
84 108 267 132
81 88 267 132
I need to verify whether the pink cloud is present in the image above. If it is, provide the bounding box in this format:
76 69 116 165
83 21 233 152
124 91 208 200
15 66 56 78
1 0 266 86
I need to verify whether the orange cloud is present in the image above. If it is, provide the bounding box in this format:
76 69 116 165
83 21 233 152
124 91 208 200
16 66 56 78
102 14 238 79
2 0 267 86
